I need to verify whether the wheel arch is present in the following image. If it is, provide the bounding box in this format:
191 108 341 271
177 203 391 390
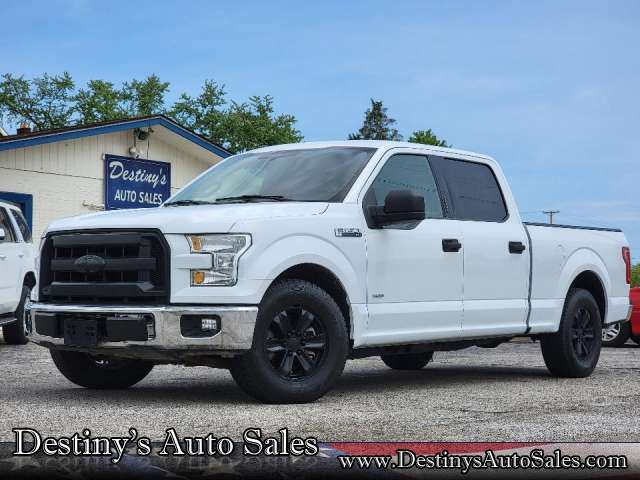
23 271 36 289
267 263 352 339
568 270 606 323
558 248 610 325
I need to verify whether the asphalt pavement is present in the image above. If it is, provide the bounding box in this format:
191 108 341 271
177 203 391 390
2 335 639 442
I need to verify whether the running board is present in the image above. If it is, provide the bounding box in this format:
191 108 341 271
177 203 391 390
0 316 17 327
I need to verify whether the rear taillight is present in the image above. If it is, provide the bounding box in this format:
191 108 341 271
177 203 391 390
622 247 631 284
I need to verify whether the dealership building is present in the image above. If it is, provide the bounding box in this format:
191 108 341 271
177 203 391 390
0 115 230 239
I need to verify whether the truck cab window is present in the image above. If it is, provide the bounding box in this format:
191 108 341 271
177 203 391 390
364 154 443 219
432 158 507 222
10 209 32 243
0 208 16 243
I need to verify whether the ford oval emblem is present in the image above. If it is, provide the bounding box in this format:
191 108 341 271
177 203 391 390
74 254 106 273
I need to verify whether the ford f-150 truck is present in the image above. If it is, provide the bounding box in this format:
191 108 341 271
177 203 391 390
27 141 633 403
0 201 36 345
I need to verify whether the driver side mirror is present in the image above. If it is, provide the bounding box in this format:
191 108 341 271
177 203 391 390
367 190 425 228
0 227 5 241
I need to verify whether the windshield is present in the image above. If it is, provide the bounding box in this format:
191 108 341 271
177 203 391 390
166 147 376 204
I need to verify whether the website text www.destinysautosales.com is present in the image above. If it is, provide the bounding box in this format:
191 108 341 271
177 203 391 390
336 448 628 474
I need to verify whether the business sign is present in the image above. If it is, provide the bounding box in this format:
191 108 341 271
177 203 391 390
104 154 171 210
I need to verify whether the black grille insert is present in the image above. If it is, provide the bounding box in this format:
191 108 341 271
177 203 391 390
40 230 170 304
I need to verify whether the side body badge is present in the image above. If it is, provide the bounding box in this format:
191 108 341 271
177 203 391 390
334 228 362 238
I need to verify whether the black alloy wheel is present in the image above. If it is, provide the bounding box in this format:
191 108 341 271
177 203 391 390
541 288 602 378
266 306 327 380
571 307 596 360
229 279 348 403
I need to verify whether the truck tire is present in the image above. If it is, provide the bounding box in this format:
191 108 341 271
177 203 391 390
540 288 602 378
230 279 348 403
2 285 31 345
381 352 433 370
602 321 631 347
50 350 153 389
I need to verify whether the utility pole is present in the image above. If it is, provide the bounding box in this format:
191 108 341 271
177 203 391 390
542 210 560 224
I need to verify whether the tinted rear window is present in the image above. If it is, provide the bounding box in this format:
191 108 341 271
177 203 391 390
432 158 507 222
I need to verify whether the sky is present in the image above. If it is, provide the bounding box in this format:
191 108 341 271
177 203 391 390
2 0 639 258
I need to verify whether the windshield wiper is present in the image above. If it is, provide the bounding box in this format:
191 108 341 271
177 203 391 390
215 195 293 203
164 199 216 207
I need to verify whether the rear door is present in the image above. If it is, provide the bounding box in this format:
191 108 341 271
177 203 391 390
0 207 21 313
430 157 530 336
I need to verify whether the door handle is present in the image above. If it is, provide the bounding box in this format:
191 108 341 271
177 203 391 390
18 253 24 258
0 255 6 260
509 241 526 254
442 238 462 252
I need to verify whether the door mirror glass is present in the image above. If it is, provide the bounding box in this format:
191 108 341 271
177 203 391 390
0 227 5 241
368 190 426 228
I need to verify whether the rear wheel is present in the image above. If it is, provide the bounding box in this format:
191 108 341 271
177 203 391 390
602 321 631 347
230 279 348 403
3 285 31 345
50 350 154 389
541 288 602 378
381 352 433 370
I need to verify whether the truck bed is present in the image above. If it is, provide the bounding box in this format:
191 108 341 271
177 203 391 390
523 222 629 334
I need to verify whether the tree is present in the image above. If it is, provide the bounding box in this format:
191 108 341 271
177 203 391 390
0 72 75 130
74 80 127 124
632 264 640 288
170 86 302 152
349 99 402 141
169 80 229 147
0 72 303 153
219 96 303 152
408 129 450 147
121 74 169 117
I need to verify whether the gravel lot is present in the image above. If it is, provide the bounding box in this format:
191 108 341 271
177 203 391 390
2 336 640 442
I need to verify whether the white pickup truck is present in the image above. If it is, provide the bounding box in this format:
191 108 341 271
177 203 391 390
27 141 632 403
0 201 36 345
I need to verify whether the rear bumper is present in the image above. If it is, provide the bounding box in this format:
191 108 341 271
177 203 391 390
606 296 633 326
26 303 258 356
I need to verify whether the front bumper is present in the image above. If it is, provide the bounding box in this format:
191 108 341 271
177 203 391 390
26 303 258 356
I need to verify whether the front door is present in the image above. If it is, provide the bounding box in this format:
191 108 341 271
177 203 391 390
362 152 464 346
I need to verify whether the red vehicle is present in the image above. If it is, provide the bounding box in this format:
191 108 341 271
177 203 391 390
602 287 640 347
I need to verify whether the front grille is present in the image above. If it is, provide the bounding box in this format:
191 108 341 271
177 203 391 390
39 230 170 305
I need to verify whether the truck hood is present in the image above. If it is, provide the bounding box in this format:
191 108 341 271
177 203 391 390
45 202 329 235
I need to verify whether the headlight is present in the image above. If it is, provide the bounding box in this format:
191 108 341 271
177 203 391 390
187 234 251 286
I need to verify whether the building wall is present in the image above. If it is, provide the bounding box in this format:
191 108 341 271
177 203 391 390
0 129 215 238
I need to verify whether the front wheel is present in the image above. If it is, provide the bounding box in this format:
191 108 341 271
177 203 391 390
50 350 154 389
230 279 348 403
541 288 602 378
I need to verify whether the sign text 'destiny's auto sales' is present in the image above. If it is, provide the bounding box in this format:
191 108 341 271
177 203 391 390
104 154 171 210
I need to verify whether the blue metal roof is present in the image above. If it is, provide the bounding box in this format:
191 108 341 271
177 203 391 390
0 115 232 158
